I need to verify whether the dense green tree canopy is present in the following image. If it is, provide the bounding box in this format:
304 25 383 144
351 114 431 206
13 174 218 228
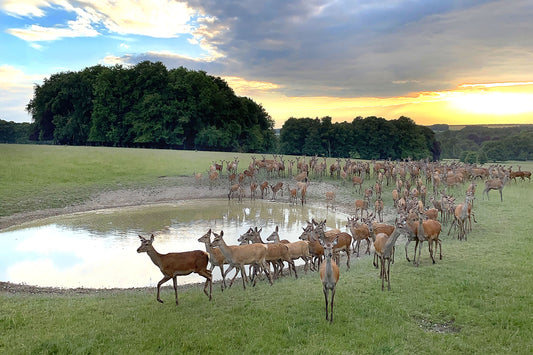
279 115 440 160
434 124 533 161
27 61 275 152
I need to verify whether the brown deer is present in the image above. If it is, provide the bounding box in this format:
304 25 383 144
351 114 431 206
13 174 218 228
267 226 312 273
354 198 369 219
374 197 384 222
325 191 336 209
250 182 258 200
405 212 442 266
483 174 508 201
373 221 410 291
210 230 273 289
197 229 233 291
240 227 297 279
288 186 298 205
137 234 212 304
448 191 476 240
315 225 340 323
260 181 269 199
270 182 284 200
346 216 371 257
352 176 364 194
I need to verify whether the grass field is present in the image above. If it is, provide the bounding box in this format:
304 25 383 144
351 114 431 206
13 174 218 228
1 144 533 354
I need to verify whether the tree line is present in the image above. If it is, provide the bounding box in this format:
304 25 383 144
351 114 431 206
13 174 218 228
25 61 276 152
433 124 533 162
279 116 440 160
0 61 467 161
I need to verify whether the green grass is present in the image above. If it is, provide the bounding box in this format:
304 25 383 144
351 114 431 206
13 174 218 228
0 144 257 217
1 144 533 354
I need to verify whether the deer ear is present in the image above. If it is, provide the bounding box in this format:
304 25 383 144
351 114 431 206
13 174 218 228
150 234 155 241
275 226 278 232
220 230 224 237
139 235 144 240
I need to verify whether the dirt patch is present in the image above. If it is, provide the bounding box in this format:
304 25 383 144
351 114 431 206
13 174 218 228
416 316 461 334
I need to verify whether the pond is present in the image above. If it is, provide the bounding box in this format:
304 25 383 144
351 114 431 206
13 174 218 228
0 199 349 289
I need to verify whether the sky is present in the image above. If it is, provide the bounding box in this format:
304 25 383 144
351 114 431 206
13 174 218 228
1 0 533 129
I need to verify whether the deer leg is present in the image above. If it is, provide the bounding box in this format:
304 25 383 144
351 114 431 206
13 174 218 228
387 259 391 291
173 276 179 305
416 241 422 266
366 238 371 255
263 261 273 285
240 266 247 290
346 250 350 270
291 260 298 278
405 239 411 262
219 265 226 291
330 287 336 323
428 240 433 262
157 276 172 303
198 270 212 300
323 287 329 320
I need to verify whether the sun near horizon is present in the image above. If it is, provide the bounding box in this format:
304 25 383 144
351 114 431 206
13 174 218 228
226 80 533 129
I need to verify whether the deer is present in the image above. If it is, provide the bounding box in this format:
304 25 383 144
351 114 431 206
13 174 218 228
288 186 298 204
299 223 324 271
260 181 270 199
325 191 336 209
483 174 508 201
374 196 384 222
228 183 244 201
267 226 312 272
208 170 219 189
352 176 364 194
346 216 371 257
366 217 396 268
315 223 340 323
137 234 212 304
270 182 284 200
373 220 410 291
405 212 442 266
298 181 308 206
197 229 234 291
354 198 369 219
194 172 202 185
250 181 258 200
239 227 297 280
210 230 272 289
448 191 476 241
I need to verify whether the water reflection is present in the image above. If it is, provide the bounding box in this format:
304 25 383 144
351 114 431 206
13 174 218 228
0 199 348 288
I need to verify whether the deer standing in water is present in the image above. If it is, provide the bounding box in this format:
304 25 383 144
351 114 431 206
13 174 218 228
137 234 212 304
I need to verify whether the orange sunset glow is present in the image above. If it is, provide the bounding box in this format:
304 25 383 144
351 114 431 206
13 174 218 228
224 79 533 128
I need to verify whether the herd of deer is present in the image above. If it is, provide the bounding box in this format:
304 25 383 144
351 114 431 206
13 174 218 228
138 156 528 322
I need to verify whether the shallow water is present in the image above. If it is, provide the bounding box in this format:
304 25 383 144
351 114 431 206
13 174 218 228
0 199 349 288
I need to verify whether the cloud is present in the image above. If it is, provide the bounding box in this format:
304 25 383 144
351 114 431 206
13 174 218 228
6 15 99 42
0 65 44 122
0 0 49 17
4 0 209 41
